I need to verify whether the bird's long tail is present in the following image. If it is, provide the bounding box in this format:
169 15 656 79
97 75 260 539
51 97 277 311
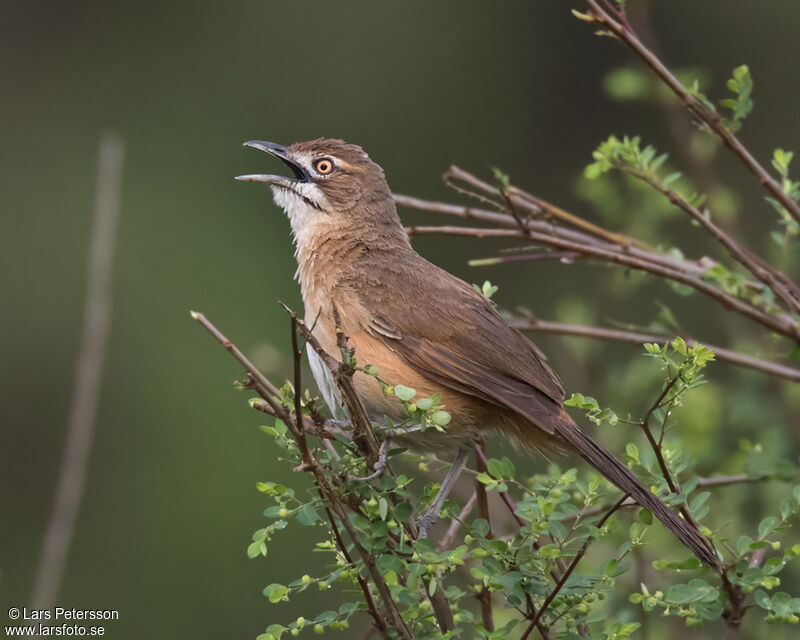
555 416 719 569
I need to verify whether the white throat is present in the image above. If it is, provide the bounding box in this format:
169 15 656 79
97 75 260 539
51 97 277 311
270 183 343 416
270 182 334 308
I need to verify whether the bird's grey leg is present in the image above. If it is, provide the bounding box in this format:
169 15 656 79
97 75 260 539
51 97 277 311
349 438 391 481
417 449 469 539
348 425 425 481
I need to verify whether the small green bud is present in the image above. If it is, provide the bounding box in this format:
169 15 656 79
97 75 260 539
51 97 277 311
290 630 299 637
314 624 324 634
278 508 290 518
301 574 312 585
464 534 474 544
296 617 305 628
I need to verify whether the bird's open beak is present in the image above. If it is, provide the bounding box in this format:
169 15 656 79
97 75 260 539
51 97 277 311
235 140 310 184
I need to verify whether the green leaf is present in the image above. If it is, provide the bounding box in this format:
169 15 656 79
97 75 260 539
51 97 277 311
363 364 380 377
379 498 388 521
394 384 416 402
755 590 772 610
263 583 289 603
473 519 490 537
665 579 718 604
428 578 437 597
759 515 780 539
539 544 561 559
296 503 319 526
394 502 413 523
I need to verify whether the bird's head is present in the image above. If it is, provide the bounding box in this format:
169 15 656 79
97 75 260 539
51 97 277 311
237 138 399 237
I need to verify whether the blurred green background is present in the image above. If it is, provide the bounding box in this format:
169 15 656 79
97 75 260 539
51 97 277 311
2 1 799 638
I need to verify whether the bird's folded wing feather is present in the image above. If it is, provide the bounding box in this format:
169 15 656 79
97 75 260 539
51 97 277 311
359 259 566 433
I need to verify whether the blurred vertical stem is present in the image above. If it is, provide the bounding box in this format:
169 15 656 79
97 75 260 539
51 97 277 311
31 135 124 610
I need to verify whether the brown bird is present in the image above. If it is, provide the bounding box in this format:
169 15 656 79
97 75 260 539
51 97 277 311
237 138 718 569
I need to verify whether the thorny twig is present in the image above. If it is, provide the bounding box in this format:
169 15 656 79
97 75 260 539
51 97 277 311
520 494 631 640
582 0 800 226
193 311 412 639
474 443 495 632
510 317 800 383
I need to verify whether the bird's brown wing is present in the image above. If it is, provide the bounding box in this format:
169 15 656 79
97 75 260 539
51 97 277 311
358 255 566 433
356 253 721 569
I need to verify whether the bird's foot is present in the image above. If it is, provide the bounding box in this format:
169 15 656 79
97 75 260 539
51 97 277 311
348 438 390 482
416 513 438 539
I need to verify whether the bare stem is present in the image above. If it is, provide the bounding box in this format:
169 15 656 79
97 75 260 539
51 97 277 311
437 492 478 552
582 0 800 226
512 317 800 382
396 189 760 288
630 170 800 315
474 443 495 632
32 135 124 610
520 494 630 640
407 224 800 343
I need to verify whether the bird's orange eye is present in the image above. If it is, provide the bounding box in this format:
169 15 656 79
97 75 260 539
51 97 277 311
314 158 334 175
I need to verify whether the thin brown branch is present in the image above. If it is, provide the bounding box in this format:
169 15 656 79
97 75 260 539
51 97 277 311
473 445 586 638
697 473 777 488
324 506 387 638
407 224 800 343
396 190 759 288
560 471 778 523
582 0 800 226
280 303 381 466
437 492 478 553
474 443 495 632
640 378 686 498
193 313 289 419
520 494 630 640
639 378 721 566
194 312 420 637
333 499 414 640
445 165 647 249
249 397 347 439
631 171 800 315
512 317 800 382
289 315 311 456
32 135 124 610
474 444 525 528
